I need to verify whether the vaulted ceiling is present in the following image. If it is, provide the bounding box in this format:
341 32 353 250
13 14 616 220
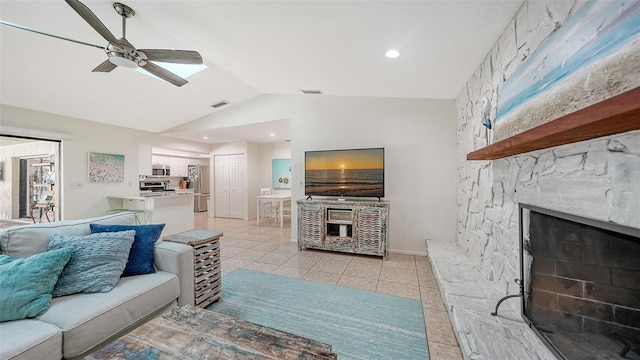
0 1 523 144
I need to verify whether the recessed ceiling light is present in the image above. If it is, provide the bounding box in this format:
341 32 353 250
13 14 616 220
269 133 275 137
203 136 208 140
385 50 401 59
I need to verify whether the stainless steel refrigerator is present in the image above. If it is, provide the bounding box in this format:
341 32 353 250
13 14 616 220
188 164 210 212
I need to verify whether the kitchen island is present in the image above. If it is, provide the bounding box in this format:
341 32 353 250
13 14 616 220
107 192 196 236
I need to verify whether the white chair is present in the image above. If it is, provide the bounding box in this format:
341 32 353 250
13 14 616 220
281 199 292 223
260 188 278 223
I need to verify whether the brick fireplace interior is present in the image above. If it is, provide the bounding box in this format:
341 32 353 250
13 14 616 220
522 206 640 359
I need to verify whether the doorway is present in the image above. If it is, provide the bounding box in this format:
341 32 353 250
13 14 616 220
213 154 245 218
0 135 61 223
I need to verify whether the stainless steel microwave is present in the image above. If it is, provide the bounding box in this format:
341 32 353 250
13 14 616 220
151 164 170 176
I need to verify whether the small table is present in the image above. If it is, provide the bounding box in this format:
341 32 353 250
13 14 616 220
163 230 223 308
85 305 337 359
257 193 291 228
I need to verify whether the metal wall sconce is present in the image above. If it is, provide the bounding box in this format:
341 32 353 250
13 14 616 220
480 96 492 146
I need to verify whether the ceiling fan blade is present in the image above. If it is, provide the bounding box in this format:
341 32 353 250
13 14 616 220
138 49 203 64
141 62 188 87
65 0 119 44
0 20 104 49
92 60 117 73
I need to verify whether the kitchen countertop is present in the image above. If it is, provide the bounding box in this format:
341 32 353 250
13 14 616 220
111 192 199 200
140 191 199 198
107 192 196 236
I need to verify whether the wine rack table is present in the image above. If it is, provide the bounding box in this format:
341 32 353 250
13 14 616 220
163 230 222 308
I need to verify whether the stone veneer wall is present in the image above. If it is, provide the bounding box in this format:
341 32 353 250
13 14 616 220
455 0 640 298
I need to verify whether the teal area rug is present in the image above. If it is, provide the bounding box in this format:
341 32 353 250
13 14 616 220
207 269 429 360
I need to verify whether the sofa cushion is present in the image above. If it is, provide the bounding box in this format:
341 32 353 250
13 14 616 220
89 223 165 276
0 319 62 360
0 247 73 322
38 271 179 358
0 212 136 258
48 231 135 297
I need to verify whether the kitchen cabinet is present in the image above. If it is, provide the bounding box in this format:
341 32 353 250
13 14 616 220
150 155 209 177
139 144 152 175
152 155 169 166
169 157 186 176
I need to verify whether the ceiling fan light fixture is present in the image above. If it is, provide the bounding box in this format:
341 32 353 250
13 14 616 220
108 52 138 68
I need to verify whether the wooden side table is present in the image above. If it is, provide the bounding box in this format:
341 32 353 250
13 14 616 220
162 230 223 308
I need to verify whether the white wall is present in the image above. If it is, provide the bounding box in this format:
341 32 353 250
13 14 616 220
186 94 458 255
246 142 260 219
258 142 292 194
1 104 209 219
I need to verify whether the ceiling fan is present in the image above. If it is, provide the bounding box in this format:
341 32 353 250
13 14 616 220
0 0 203 87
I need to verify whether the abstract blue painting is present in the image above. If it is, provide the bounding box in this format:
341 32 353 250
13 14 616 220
497 0 640 127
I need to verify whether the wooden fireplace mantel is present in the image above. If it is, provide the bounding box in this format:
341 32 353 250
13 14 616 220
467 87 640 160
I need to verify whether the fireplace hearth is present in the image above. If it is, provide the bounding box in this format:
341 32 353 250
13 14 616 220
520 205 640 360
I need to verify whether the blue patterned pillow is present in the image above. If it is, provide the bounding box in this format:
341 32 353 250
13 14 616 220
0 247 73 322
48 230 135 297
89 223 165 276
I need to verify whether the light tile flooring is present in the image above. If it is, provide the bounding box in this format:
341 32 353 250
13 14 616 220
195 213 462 359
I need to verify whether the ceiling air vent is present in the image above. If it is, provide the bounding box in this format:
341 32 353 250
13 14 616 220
210 100 229 108
300 89 323 95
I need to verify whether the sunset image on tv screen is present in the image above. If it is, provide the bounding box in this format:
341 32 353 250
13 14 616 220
305 148 384 197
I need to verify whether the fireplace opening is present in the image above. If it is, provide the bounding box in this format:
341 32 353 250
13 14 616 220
520 205 640 360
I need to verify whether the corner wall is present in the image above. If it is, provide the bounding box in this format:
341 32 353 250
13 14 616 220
455 0 640 295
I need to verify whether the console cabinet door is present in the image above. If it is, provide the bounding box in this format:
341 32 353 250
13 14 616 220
298 203 323 248
355 207 384 253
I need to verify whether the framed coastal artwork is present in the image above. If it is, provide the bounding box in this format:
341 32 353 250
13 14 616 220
88 152 125 183
494 0 640 141
272 159 291 189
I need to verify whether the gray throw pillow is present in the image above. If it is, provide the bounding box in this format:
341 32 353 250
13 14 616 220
48 230 135 297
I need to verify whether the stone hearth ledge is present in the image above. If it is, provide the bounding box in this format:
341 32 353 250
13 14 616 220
426 239 557 360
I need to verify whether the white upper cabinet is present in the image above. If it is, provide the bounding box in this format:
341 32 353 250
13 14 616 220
152 155 169 165
169 157 183 176
139 144 152 175
150 154 210 177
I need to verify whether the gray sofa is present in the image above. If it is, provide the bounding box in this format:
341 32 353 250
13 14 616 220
0 212 195 360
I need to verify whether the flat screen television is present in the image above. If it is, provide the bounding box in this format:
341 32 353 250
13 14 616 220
305 147 384 198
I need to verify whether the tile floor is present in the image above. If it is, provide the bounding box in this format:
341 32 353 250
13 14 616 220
195 212 462 360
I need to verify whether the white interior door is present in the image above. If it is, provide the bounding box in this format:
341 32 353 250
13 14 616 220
229 154 245 219
214 155 230 218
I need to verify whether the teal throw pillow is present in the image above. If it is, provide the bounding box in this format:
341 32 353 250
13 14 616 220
0 247 73 322
48 230 135 297
89 223 165 276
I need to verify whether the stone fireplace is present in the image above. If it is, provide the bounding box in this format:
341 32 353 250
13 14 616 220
522 205 640 359
441 0 640 358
